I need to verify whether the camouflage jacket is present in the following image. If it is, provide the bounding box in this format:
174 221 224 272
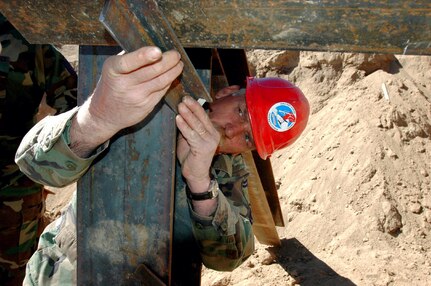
0 13 77 192
16 106 254 285
0 13 77 284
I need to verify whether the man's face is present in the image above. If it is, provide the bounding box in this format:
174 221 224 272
208 86 256 155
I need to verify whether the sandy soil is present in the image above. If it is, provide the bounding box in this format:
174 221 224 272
49 46 430 286
201 51 431 286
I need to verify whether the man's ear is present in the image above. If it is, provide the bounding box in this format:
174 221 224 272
215 85 240 99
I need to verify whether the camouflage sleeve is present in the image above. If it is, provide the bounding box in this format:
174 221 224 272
188 154 255 271
15 107 109 187
23 191 77 285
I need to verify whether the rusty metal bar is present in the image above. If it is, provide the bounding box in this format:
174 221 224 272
1 1 430 55
99 0 211 113
243 151 281 246
252 152 285 227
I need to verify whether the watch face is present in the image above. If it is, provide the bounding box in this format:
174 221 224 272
209 180 219 199
211 183 218 199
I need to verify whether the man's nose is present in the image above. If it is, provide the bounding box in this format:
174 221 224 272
225 123 246 139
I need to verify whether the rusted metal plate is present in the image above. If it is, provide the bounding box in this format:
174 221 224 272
1 1 430 54
0 0 115 46
243 152 281 246
100 0 211 113
252 152 285 227
77 46 176 285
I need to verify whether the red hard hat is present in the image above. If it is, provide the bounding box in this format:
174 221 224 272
245 77 310 160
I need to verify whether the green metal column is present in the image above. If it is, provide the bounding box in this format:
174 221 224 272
77 46 177 285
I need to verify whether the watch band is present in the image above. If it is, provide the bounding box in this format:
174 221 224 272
186 180 219 201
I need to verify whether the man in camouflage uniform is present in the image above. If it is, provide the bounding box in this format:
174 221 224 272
0 13 77 285
15 43 309 284
15 46 255 285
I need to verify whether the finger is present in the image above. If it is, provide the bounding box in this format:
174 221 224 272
180 96 215 133
176 110 207 140
142 85 172 107
135 60 184 95
127 50 182 84
176 133 187 163
177 132 185 145
175 113 194 139
111 46 163 74
177 101 206 136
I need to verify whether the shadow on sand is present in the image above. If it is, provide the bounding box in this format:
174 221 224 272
267 238 356 286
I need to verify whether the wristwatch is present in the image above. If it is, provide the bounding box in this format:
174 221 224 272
186 180 219 201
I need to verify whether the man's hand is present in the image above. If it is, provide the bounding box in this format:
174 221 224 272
70 46 183 157
176 96 220 184
176 96 220 215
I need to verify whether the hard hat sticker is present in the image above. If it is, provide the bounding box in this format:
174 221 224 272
268 102 296 132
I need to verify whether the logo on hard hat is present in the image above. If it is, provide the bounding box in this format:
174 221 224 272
267 102 297 132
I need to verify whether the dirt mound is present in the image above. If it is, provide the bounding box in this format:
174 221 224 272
202 51 431 285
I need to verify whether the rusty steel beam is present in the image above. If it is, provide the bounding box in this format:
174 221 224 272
243 151 281 246
0 1 430 55
0 0 116 46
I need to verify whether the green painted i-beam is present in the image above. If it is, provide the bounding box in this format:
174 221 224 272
77 45 177 285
